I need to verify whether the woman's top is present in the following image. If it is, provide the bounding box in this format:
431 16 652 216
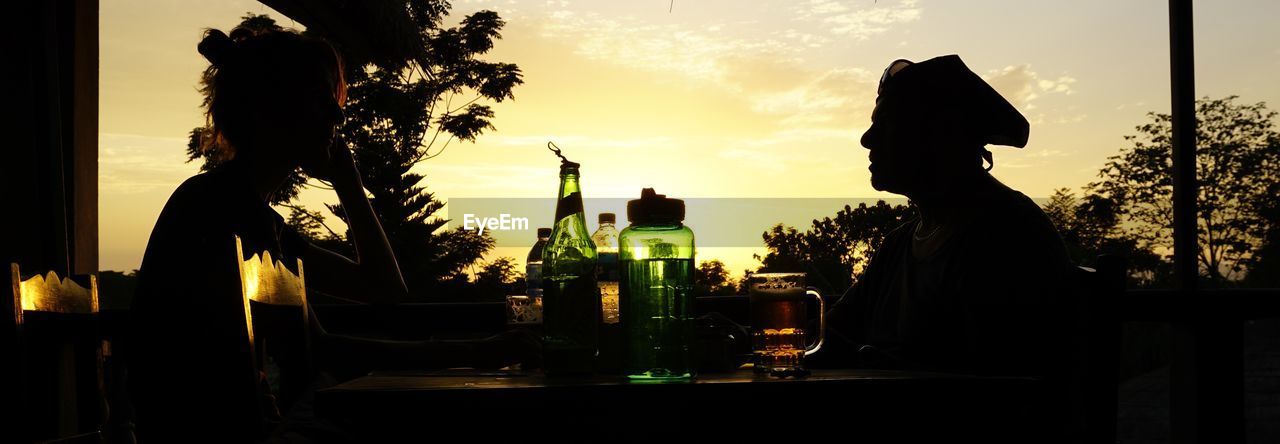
128 163 310 442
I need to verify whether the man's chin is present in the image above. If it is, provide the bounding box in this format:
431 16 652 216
869 176 900 193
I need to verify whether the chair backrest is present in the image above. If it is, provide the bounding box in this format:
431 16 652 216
8 263 106 443
1068 255 1126 444
234 235 312 414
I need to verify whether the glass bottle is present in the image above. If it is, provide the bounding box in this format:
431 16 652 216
525 227 551 299
619 188 696 380
541 161 599 376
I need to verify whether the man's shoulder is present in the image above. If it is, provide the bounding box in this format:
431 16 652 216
972 187 1058 234
964 187 1071 266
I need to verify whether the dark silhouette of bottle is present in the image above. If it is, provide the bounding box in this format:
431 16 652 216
525 227 551 299
541 161 600 375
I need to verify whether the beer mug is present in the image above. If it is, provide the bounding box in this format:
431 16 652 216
748 273 824 373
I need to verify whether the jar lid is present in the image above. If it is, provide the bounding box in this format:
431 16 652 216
598 213 616 224
627 188 684 224
536 228 552 238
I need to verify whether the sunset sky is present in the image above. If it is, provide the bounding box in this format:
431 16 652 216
100 0 1280 276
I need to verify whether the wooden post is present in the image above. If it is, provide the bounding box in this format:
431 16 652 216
69 0 98 275
1168 0 1244 442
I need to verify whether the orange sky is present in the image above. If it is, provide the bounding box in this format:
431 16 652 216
100 0 1280 276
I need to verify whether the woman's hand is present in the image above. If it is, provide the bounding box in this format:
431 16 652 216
301 136 361 188
473 330 543 369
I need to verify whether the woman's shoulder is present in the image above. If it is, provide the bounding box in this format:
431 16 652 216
170 168 235 201
150 168 252 236
166 167 251 211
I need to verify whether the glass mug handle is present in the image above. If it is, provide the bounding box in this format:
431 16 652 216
804 288 825 356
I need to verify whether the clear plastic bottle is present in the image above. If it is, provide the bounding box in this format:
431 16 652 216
592 213 622 373
591 213 620 324
619 188 696 380
525 227 551 299
541 161 599 376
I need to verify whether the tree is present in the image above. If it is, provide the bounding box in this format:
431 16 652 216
756 201 914 294
1089 96 1280 284
474 256 524 298
1245 197 1280 287
96 270 139 309
694 260 738 296
1043 188 1167 286
331 7 520 298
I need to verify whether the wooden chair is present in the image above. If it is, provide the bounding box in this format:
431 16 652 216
234 235 313 421
7 263 106 443
1067 255 1127 444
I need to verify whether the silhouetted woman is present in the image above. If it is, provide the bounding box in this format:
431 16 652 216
128 25 534 442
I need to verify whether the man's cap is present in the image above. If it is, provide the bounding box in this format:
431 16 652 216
876 55 1029 148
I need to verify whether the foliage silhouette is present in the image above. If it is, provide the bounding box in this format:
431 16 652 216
755 200 914 295
1088 96 1280 284
1042 188 1167 287
473 256 525 299
693 260 737 296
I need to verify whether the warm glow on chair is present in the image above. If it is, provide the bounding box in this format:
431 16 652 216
11 264 98 314
234 237 306 306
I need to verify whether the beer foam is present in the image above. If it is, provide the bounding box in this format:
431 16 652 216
750 285 804 298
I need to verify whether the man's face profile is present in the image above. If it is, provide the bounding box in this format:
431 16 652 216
861 96 930 195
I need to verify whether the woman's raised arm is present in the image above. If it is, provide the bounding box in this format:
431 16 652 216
302 140 409 305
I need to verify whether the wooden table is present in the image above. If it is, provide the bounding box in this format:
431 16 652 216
315 368 1050 442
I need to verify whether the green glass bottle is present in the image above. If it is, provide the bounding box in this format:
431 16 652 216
541 161 600 376
619 188 696 380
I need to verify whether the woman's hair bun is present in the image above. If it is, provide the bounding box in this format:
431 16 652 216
198 29 234 66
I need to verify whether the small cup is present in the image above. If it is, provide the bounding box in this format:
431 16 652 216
506 295 543 325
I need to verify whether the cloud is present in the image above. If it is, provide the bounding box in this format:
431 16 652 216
539 11 880 130
747 67 878 128
99 133 200 194
780 28 832 48
806 0 849 16
1115 101 1146 111
716 126 866 175
798 0 923 39
983 64 1077 112
1052 114 1088 124
541 11 799 90
717 146 815 175
482 134 678 151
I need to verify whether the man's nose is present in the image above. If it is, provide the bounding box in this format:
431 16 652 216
861 125 879 150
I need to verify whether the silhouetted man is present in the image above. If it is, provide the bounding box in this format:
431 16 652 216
819 55 1072 379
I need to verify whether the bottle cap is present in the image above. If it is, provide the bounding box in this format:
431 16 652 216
536 228 552 238
598 213 616 224
627 188 684 224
